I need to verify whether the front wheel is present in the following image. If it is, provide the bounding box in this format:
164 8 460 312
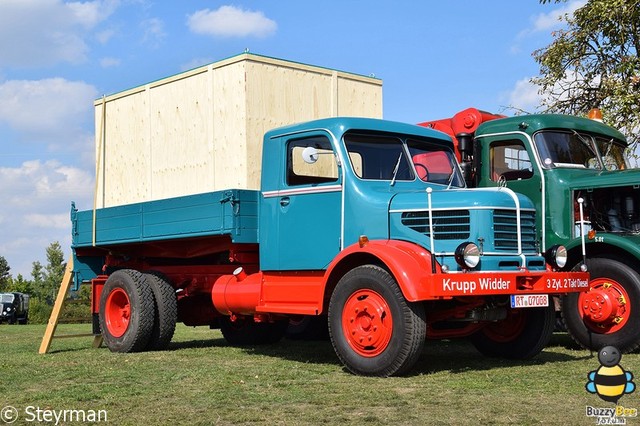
328 265 426 377
562 257 640 353
470 305 554 359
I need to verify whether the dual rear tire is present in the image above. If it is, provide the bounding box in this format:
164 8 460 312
99 269 177 353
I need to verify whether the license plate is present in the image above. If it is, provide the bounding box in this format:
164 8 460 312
510 294 549 308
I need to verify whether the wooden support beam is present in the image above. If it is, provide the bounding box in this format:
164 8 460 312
38 257 103 354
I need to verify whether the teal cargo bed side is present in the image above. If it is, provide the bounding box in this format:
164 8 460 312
71 189 260 288
72 189 259 247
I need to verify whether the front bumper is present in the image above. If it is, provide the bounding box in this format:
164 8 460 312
416 270 590 300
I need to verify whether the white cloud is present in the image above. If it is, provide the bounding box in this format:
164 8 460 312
503 70 601 113
0 160 94 276
100 57 121 67
519 0 587 38
0 0 119 67
25 213 71 229
0 78 98 140
96 28 117 44
504 77 543 113
187 6 277 38
531 0 586 33
141 17 166 47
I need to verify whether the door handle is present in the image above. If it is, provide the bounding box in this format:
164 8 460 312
280 197 290 207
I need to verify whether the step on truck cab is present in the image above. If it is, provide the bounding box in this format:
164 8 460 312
72 117 589 376
420 108 640 353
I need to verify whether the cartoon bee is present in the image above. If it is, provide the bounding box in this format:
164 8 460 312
586 346 635 403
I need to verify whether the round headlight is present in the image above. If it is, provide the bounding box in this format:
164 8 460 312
455 242 480 269
546 245 568 269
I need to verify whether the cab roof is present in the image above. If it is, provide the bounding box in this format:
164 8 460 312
477 114 627 145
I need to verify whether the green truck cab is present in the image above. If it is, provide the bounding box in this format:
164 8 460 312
420 108 640 352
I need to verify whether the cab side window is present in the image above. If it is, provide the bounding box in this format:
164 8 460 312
287 136 338 186
490 140 533 181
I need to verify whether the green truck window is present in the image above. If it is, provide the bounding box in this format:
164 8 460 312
490 140 533 181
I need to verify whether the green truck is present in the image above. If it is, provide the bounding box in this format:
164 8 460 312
419 108 640 353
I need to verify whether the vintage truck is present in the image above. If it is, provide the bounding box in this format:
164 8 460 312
419 108 640 353
0 292 30 324
71 116 591 376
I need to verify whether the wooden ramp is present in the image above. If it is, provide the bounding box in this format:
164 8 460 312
38 257 103 354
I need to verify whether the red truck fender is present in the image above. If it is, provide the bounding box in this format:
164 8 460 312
324 239 438 303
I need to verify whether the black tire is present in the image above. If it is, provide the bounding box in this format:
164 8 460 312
562 257 640 353
144 272 178 351
18 314 28 325
328 265 426 377
470 305 555 359
286 315 329 340
220 315 288 345
99 269 155 353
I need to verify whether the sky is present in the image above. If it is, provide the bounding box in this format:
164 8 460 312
0 0 586 278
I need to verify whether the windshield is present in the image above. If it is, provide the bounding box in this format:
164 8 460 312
594 136 629 171
343 133 464 187
534 131 631 171
1 294 15 303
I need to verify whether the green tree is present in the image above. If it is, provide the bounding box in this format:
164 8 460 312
31 260 45 299
11 274 33 295
43 241 66 303
0 255 10 292
532 0 640 146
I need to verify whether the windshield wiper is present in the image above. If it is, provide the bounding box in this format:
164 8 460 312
572 130 603 168
390 152 403 187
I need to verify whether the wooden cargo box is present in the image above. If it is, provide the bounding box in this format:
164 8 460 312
94 53 383 207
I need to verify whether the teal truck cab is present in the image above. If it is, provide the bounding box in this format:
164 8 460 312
420 108 640 353
72 117 589 376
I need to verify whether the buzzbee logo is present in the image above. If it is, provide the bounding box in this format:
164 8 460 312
584 346 637 425
586 346 635 403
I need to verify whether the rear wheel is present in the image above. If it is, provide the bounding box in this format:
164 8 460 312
99 269 155 353
328 265 426 377
562 257 640 353
220 316 288 345
470 305 554 359
144 272 178 351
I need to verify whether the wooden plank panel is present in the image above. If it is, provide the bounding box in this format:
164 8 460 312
149 70 213 201
211 60 249 190
98 89 151 207
95 54 383 207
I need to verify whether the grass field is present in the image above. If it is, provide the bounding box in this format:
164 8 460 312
0 323 638 425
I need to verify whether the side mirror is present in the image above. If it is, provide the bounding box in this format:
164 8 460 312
302 146 319 164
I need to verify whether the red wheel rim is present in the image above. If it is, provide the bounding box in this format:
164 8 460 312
342 289 393 357
579 278 630 334
105 287 131 338
482 309 526 342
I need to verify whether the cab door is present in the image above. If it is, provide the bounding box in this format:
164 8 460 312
480 134 543 245
262 132 342 270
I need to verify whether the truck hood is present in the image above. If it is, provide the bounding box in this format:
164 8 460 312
389 187 535 211
551 168 640 190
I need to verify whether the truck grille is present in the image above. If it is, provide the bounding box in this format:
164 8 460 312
494 209 537 251
401 210 470 240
